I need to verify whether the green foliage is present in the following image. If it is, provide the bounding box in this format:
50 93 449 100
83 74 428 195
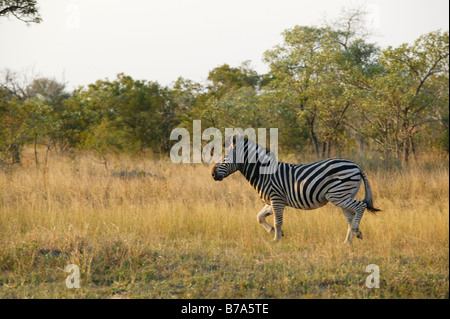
0 91 52 163
207 61 265 97
62 74 180 155
439 111 449 153
357 30 449 161
263 24 373 158
176 62 275 136
0 10 448 163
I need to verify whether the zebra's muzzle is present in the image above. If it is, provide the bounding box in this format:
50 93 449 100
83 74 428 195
211 166 224 181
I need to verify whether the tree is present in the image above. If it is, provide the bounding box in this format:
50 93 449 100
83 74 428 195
0 0 41 24
179 62 271 129
206 61 265 98
27 77 70 106
0 69 36 163
0 92 51 164
64 73 180 155
262 6 394 159
355 30 449 162
0 72 69 165
264 26 352 158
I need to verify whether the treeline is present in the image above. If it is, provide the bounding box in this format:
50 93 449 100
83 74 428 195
1 11 448 166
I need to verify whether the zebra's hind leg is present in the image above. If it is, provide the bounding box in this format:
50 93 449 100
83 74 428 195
342 208 355 244
327 196 367 242
257 204 274 234
351 206 365 240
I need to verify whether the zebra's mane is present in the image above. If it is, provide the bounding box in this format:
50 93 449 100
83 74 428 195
231 134 277 164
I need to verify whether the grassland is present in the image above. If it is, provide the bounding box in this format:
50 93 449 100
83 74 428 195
0 149 448 299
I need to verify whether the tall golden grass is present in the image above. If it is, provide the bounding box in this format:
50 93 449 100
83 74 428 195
0 148 448 298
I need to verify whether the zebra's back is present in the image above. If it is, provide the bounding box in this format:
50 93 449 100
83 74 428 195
271 158 363 210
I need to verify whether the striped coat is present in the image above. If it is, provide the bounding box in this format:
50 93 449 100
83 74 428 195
212 135 380 243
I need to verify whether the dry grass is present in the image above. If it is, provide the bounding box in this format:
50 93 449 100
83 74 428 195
0 148 448 298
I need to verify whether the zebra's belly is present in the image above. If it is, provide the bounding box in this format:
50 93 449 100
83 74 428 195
283 191 329 210
287 199 328 210
267 186 329 210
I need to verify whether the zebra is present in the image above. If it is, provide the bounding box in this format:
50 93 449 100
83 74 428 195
211 134 380 243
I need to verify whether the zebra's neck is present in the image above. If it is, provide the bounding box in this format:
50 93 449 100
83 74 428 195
239 159 262 186
238 142 277 192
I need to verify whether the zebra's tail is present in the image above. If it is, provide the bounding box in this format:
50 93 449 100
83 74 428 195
360 170 381 214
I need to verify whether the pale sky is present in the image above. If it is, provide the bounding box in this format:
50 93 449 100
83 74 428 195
0 0 448 90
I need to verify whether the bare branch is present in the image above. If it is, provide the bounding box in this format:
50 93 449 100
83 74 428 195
0 0 42 24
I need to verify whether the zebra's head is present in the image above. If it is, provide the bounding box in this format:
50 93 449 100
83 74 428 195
211 134 242 181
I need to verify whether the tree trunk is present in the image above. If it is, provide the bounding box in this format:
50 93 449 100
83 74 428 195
403 134 410 163
403 117 410 163
309 127 320 159
11 144 21 164
322 141 327 158
34 135 39 168
327 140 331 158
410 135 417 162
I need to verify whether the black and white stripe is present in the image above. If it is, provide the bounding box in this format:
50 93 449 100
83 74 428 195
212 135 380 243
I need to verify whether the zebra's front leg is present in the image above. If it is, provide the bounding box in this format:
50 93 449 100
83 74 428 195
271 201 285 242
257 204 274 235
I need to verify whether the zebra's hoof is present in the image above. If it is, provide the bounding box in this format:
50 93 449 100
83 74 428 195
356 231 363 239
